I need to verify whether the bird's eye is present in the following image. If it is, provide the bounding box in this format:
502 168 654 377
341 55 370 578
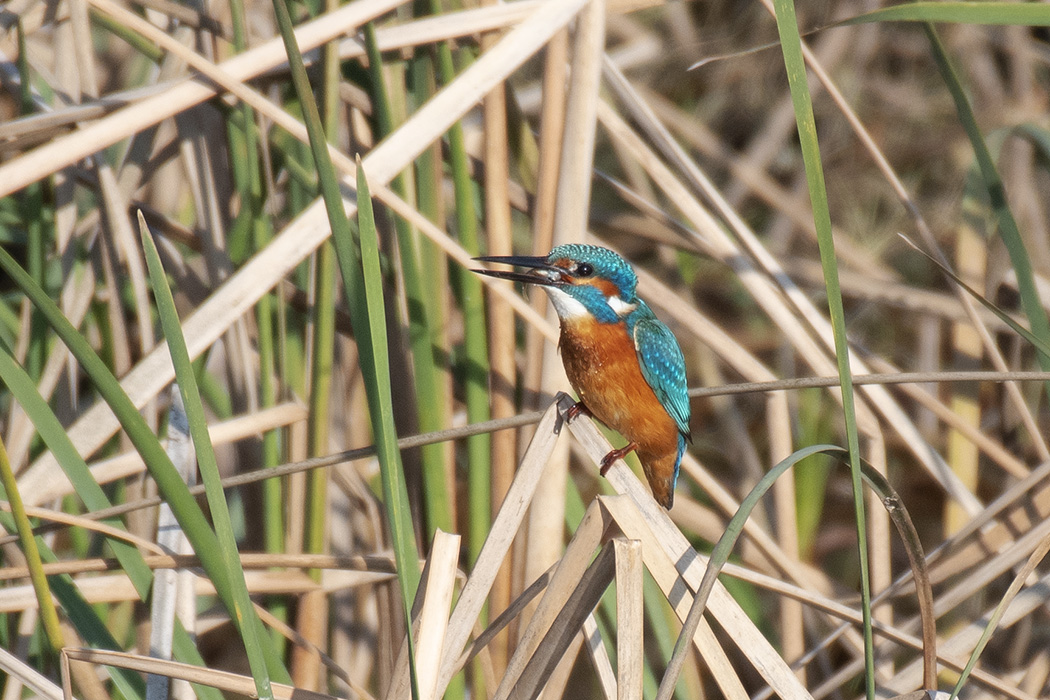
575 263 594 277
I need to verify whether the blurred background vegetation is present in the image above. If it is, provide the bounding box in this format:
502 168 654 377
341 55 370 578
0 0 1049 698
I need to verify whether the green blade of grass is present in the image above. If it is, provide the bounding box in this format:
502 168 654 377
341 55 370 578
405 34 465 700
0 434 63 652
267 0 422 696
88 8 164 61
224 0 286 575
15 21 46 385
0 340 153 596
354 158 424 570
307 237 336 558
769 1 874 697
0 499 145 700
0 341 223 700
139 213 283 699
947 530 1050 700
270 0 422 604
657 444 844 700
922 25 1050 401
0 239 284 690
303 0 341 574
843 2 1050 27
658 444 938 698
256 271 285 562
364 20 454 540
795 388 836 559
352 161 422 700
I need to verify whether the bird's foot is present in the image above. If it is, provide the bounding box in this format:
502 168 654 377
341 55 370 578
566 401 591 423
599 442 638 476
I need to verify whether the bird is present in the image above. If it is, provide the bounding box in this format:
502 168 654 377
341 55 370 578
473 243 690 509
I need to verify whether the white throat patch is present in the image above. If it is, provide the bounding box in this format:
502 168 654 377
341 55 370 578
542 286 590 320
607 295 637 317
543 287 636 321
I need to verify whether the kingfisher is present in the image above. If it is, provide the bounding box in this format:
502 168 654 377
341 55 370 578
474 243 691 509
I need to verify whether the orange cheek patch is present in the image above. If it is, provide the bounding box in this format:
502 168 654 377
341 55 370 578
586 278 619 298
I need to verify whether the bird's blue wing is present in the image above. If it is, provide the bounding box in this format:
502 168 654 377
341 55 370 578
632 312 691 438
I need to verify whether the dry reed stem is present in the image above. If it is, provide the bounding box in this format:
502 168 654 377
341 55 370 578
0 645 71 700
62 649 335 700
613 537 644 699
0 570 318 613
481 2 517 673
579 614 617 699
20 402 307 504
522 0 607 622
0 551 398 579
495 497 612 699
0 503 164 555
397 530 460 700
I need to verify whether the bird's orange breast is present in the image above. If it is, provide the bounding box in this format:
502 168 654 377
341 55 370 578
559 318 680 457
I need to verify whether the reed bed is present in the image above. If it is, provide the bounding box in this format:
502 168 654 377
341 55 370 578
1 1 1049 699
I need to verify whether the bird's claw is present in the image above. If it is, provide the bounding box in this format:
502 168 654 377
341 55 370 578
566 401 591 423
599 442 638 477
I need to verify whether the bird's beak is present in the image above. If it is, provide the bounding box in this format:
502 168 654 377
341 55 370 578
471 255 566 287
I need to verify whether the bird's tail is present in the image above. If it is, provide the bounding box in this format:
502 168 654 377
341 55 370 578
641 449 679 509
640 435 686 509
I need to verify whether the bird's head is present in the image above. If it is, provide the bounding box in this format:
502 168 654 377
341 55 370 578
473 243 639 324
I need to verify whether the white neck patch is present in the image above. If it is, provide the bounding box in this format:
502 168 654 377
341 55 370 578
607 294 637 317
542 286 590 320
543 287 636 321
